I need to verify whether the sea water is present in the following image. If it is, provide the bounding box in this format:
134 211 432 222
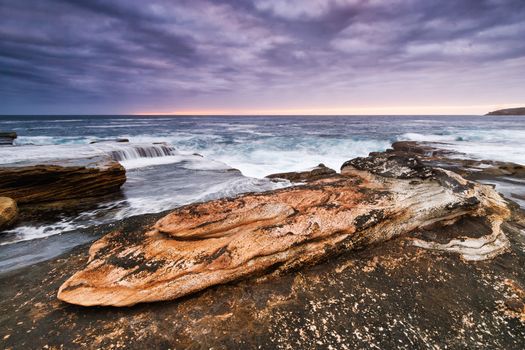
1 115 524 271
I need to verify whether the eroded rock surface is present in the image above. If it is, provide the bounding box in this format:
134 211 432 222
0 156 126 204
58 154 510 306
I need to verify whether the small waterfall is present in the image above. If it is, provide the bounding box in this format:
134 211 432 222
106 144 178 161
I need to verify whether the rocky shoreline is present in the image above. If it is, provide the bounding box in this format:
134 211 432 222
0 156 126 231
1 141 525 348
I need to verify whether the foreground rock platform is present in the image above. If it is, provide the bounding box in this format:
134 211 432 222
58 152 510 306
1 207 524 349
1 143 524 348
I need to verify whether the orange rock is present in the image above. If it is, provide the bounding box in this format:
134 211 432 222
0 197 18 231
58 158 509 306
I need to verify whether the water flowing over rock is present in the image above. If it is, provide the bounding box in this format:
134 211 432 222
0 156 126 204
0 197 18 231
107 143 177 162
58 152 510 306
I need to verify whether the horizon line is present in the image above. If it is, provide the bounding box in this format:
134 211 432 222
0 113 491 117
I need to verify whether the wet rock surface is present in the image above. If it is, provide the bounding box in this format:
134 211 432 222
0 132 17 146
0 156 127 231
0 156 126 205
1 143 525 348
90 138 130 144
390 141 525 207
266 164 337 182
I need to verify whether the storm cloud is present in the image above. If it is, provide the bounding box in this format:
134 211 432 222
1 0 524 114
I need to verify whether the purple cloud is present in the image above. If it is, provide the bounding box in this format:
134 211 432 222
0 0 524 114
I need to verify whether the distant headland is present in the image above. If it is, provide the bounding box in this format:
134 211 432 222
486 107 525 115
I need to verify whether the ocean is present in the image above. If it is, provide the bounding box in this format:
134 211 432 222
1 115 525 271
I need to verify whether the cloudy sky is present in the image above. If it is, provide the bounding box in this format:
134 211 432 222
1 0 524 115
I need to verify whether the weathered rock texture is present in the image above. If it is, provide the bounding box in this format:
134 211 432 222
0 197 18 231
0 156 126 204
391 141 525 179
0 132 17 145
58 154 510 306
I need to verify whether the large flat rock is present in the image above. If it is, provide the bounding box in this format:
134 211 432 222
58 154 510 306
0 156 126 204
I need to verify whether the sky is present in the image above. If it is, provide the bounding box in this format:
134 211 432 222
1 0 524 115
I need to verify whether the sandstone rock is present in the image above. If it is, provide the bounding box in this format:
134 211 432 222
58 154 509 306
0 197 18 231
0 156 126 204
266 163 337 182
0 132 17 145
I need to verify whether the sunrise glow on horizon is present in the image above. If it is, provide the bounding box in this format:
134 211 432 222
134 104 524 116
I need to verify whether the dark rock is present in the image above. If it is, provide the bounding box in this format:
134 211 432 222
341 153 433 179
266 164 337 182
0 131 17 145
391 141 456 157
486 107 525 115
0 156 126 204
89 138 129 144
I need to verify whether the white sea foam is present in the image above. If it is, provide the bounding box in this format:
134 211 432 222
3 116 525 249
399 130 525 165
0 220 82 246
119 154 231 171
196 139 391 178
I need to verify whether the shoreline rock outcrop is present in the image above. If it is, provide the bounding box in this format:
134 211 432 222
0 131 17 145
0 156 126 205
0 197 18 231
58 151 510 306
266 163 337 182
